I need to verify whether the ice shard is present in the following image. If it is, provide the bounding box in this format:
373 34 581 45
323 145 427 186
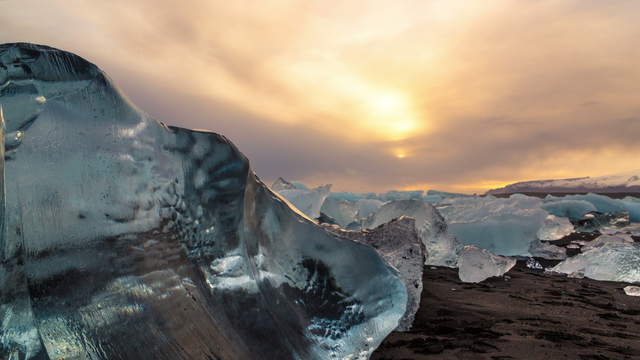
0 43 407 360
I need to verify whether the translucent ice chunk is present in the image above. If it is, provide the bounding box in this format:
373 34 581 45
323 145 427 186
438 195 547 256
325 217 425 331
276 184 332 219
366 200 462 267
548 193 640 222
354 199 385 221
537 215 574 241
528 239 567 260
541 199 597 220
457 246 516 283
0 43 407 360
550 240 640 283
320 197 359 228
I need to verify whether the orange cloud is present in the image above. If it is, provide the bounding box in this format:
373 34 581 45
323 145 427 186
2 0 639 192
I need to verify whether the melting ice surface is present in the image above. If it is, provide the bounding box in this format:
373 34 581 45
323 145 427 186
0 43 408 360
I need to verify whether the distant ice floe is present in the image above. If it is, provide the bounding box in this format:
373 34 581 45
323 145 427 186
272 179 640 284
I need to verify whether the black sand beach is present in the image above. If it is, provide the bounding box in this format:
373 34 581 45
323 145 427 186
372 261 640 359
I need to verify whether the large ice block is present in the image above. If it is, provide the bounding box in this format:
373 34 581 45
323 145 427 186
0 43 407 360
437 195 548 256
366 200 461 267
546 193 640 222
550 237 640 283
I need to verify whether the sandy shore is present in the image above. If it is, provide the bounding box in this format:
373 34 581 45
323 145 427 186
372 261 640 359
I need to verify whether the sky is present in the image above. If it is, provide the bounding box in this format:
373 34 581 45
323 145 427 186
2 0 640 193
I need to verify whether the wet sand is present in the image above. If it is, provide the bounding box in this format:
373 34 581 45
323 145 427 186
372 261 640 360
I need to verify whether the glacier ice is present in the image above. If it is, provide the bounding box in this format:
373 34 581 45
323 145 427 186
365 200 461 267
457 246 516 283
0 43 408 360
437 195 548 256
541 199 597 220
546 193 640 222
324 217 425 331
536 215 574 241
550 237 640 283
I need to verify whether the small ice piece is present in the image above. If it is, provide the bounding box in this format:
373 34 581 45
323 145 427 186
458 246 517 283
537 215 574 241
366 200 461 267
550 241 640 283
325 217 425 331
529 239 567 260
624 286 640 296
526 257 544 270
276 184 331 219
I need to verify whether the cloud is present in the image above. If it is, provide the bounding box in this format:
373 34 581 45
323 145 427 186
1 0 639 192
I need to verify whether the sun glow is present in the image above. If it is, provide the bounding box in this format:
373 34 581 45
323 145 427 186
365 91 421 141
392 147 410 159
